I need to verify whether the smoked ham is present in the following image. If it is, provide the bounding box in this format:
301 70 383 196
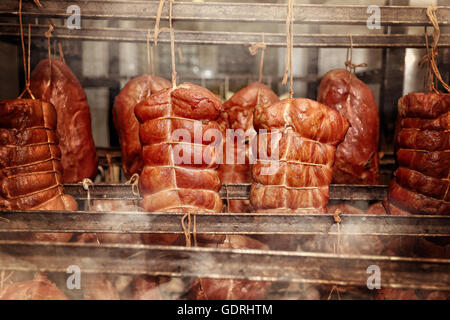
250 98 348 213
318 69 380 184
30 59 98 183
219 82 279 212
0 99 77 242
113 75 171 179
388 93 449 215
135 83 223 214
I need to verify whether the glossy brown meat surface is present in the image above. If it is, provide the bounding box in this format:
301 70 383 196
219 82 279 213
318 69 380 184
189 235 271 300
30 59 97 183
135 82 223 214
250 98 348 213
113 75 171 178
0 99 77 241
389 93 449 215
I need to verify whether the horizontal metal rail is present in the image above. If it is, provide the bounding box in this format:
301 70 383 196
0 241 448 290
62 183 388 201
0 1 448 26
2 24 449 48
0 211 449 237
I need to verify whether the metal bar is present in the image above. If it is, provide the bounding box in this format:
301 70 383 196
1 24 449 48
0 1 448 26
0 241 448 290
62 183 387 201
1 211 448 237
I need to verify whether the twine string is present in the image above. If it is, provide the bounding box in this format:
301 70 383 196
45 24 54 83
146 29 155 75
58 41 66 64
419 6 450 93
327 209 342 300
82 178 94 210
345 35 368 74
0 270 15 296
249 34 267 83
169 0 177 88
17 0 35 100
154 0 166 45
282 0 295 99
125 173 140 211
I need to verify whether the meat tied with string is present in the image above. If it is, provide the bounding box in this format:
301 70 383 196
113 75 172 178
30 59 97 183
250 98 349 213
388 93 449 215
135 82 223 213
189 235 271 300
318 69 380 184
218 82 279 213
0 99 77 241
135 83 223 245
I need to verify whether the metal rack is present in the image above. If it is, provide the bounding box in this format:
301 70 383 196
0 1 449 296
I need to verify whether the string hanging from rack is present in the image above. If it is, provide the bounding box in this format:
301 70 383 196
169 0 177 88
44 24 53 81
345 35 367 74
17 0 34 99
327 209 342 300
58 41 66 64
249 33 267 83
146 29 155 75
166 0 195 246
125 173 140 211
419 6 449 93
282 0 294 99
82 178 94 211
154 0 167 45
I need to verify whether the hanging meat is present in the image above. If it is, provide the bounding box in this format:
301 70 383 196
0 273 68 300
318 69 380 184
219 82 279 212
135 83 223 244
388 92 449 215
189 235 271 300
113 75 171 179
30 59 98 183
135 82 223 213
0 99 77 241
250 98 349 213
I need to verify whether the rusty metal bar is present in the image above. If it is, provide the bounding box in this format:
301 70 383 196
62 183 387 201
0 241 448 291
0 1 448 26
0 211 448 237
1 24 449 48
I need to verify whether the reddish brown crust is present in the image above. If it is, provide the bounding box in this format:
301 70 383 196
218 83 279 213
135 83 223 226
30 59 98 183
388 180 449 215
318 69 380 184
250 98 348 213
113 74 171 178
